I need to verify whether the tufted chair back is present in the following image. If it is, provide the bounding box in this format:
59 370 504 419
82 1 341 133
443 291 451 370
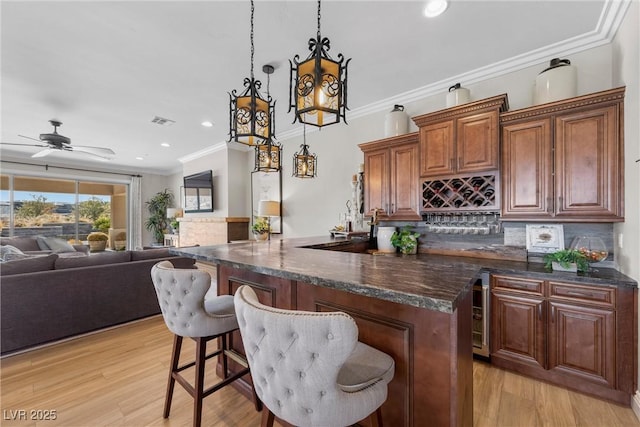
151 260 237 338
234 285 392 427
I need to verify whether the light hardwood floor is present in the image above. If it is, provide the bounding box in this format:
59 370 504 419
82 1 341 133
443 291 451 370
1 316 638 427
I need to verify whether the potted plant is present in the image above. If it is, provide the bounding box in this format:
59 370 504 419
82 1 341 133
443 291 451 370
87 232 109 252
252 217 270 241
114 231 126 250
145 189 174 245
390 226 421 255
543 249 589 273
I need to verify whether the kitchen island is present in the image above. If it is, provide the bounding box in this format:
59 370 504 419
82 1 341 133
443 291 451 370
170 236 636 426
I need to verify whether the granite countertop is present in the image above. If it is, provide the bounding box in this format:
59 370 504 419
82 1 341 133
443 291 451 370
170 236 637 314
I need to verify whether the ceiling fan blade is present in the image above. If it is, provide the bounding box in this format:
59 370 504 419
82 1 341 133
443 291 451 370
18 134 44 143
71 147 112 161
72 145 115 156
31 148 54 158
0 141 48 148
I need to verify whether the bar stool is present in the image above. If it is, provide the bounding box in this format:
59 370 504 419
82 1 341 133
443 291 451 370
234 284 395 427
151 261 259 427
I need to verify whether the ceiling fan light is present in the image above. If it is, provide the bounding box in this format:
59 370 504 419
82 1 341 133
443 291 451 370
424 0 448 18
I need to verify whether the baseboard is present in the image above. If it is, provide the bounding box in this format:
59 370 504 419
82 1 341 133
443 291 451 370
632 391 640 422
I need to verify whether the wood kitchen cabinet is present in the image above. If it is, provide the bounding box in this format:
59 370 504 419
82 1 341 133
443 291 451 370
490 273 636 405
413 94 508 178
359 132 421 220
501 87 625 222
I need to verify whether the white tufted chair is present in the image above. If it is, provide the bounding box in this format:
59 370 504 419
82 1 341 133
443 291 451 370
151 261 259 427
234 285 395 427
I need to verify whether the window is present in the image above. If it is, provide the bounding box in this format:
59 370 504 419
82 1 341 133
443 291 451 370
0 174 127 246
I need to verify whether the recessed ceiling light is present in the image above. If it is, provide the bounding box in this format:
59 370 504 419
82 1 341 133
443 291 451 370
201 121 214 127
161 142 171 148
424 0 448 17
135 156 144 160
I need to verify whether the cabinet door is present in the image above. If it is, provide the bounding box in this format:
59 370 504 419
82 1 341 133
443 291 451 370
501 118 553 219
548 301 616 388
457 111 499 173
491 291 546 370
389 143 421 220
554 106 623 220
419 120 455 177
363 148 389 217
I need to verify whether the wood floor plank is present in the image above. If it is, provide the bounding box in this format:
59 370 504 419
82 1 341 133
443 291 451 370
1 316 638 427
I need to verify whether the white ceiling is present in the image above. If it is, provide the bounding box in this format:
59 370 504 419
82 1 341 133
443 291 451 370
0 0 622 175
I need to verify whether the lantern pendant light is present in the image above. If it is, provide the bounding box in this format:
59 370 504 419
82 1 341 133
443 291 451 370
229 0 274 146
254 65 281 172
292 125 317 178
288 0 350 128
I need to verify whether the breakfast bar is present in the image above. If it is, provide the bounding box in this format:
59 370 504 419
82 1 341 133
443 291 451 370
171 236 637 426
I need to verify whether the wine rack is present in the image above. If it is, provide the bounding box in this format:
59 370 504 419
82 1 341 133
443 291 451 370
422 174 497 211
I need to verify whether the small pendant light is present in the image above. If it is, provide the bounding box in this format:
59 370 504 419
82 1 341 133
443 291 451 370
229 0 274 146
292 125 317 178
254 64 281 172
288 0 350 128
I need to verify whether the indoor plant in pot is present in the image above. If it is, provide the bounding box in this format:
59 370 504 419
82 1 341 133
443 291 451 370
145 189 174 245
87 231 109 252
113 231 126 251
252 217 270 241
543 249 589 273
391 226 421 255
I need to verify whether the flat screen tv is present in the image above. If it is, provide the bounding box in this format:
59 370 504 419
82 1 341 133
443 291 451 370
183 170 214 213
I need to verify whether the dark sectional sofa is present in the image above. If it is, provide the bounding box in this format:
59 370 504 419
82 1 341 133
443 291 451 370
0 247 196 355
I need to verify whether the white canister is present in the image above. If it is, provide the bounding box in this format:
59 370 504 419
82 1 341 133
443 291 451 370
533 58 577 105
384 105 409 137
446 83 470 108
377 226 397 253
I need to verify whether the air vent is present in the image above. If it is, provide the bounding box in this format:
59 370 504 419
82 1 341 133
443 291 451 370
151 116 175 126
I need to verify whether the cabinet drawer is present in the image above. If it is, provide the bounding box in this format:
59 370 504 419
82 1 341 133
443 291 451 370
491 275 544 294
549 281 615 307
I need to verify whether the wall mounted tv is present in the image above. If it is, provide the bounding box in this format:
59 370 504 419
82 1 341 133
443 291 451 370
183 170 214 213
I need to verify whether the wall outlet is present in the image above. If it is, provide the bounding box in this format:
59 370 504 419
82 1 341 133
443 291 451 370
618 233 624 248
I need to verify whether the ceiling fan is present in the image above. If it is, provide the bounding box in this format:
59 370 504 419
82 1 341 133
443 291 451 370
0 120 115 161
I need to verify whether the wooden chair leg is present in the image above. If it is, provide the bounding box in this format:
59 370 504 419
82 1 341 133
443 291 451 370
368 407 383 427
260 407 275 427
164 335 182 418
193 337 207 427
221 333 229 379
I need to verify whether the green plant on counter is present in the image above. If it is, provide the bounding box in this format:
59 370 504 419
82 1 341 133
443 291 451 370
252 217 270 234
543 249 589 272
390 226 420 254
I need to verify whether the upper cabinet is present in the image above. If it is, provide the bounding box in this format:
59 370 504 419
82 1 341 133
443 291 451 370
413 94 509 178
501 87 625 222
359 133 421 220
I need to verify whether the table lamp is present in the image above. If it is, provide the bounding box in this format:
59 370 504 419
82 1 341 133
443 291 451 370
258 200 280 241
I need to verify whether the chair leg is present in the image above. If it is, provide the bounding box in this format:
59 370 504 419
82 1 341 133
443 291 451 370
164 335 183 419
193 337 207 427
260 407 275 427
221 333 229 379
368 407 384 427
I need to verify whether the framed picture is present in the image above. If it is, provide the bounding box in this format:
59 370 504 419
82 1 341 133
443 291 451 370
525 224 565 253
251 170 281 234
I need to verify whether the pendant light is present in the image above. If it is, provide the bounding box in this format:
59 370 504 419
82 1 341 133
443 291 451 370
288 0 350 128
229 0 274 146
254 65 281 172
292 125 317 178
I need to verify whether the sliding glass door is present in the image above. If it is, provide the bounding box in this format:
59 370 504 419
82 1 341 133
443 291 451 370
0 174 128 248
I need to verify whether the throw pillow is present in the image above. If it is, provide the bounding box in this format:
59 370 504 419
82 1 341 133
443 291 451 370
43 237 76 253
0 245 26 261
36 236 50 250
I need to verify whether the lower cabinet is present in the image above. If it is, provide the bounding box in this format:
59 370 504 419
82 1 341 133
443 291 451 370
490 274 636 405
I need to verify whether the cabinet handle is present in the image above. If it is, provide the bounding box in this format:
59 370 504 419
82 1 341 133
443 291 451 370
538 304 542 321
450 158 454 170
457 157 461 170
546 197 553 213
558 196 564 208
551 305 555 323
